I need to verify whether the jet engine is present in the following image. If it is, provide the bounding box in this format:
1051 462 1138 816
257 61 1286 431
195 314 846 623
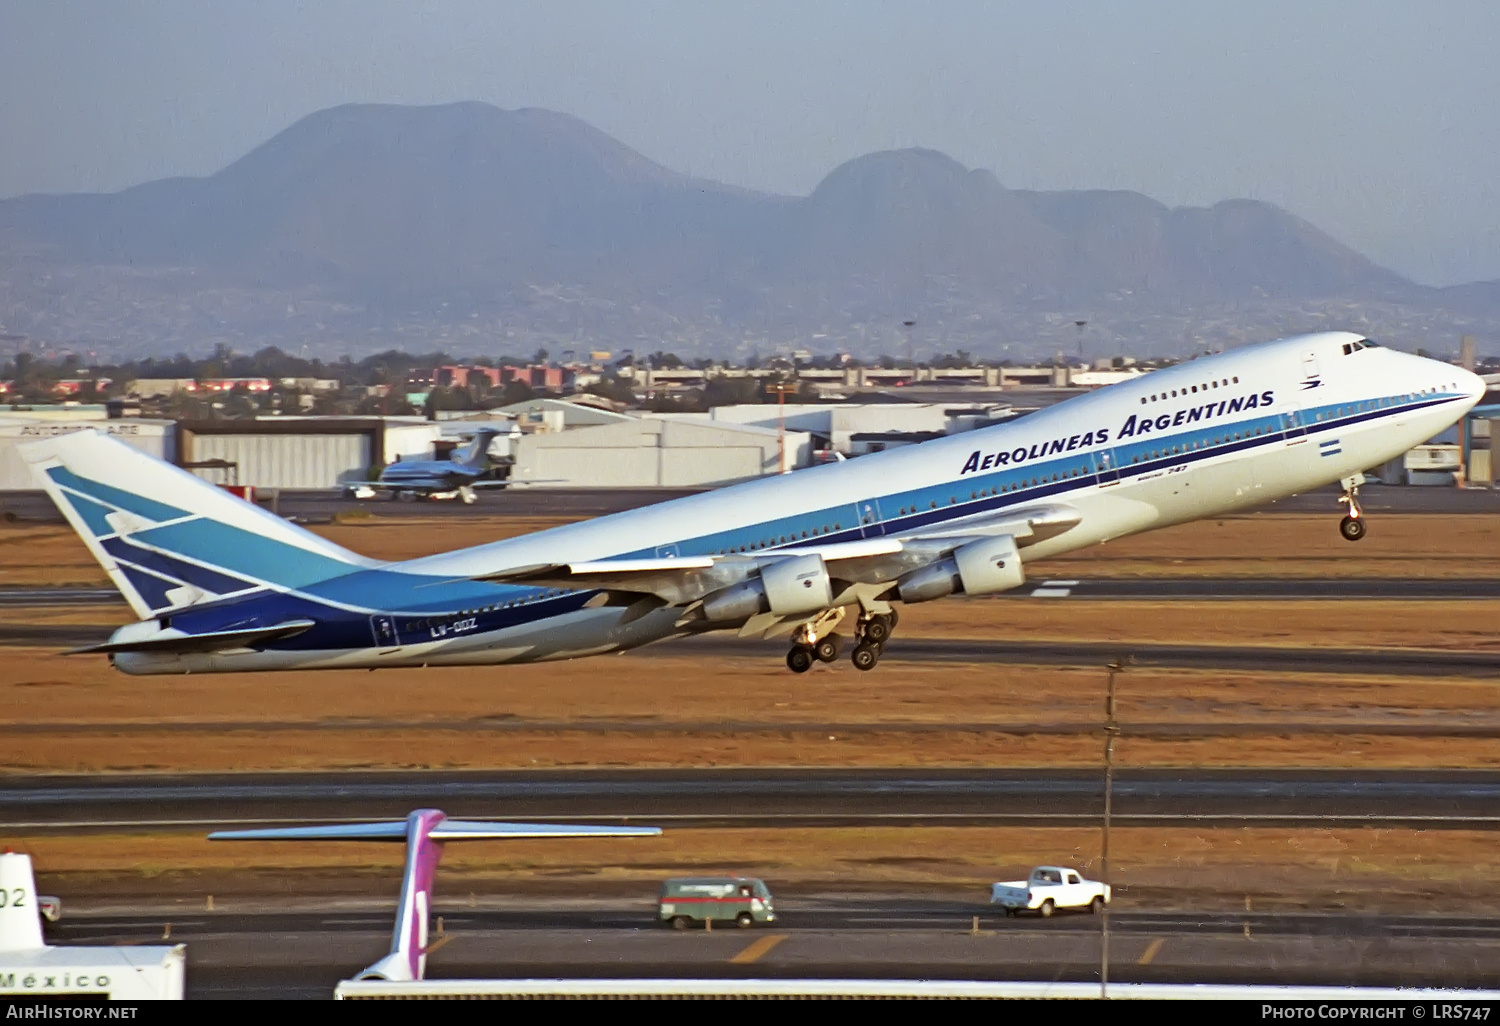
895 535 1024 603
698 554 834 621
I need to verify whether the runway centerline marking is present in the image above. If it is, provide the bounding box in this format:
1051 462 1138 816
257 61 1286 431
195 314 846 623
1138 938 1165 965
1030 588 1073 598
729 933 787 964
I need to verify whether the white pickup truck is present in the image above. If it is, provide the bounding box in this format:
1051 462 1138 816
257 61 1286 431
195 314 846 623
990 866 1110 917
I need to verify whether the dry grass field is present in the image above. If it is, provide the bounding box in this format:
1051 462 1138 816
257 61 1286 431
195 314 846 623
4 509 1498 904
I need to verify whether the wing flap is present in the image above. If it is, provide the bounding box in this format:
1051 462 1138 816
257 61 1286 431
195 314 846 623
466 503 1078 607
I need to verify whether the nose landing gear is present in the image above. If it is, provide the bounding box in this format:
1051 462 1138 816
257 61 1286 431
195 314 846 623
1338 475 1366 542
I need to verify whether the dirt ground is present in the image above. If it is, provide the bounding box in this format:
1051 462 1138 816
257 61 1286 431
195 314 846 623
5 644 1499 773
5 510 1499 907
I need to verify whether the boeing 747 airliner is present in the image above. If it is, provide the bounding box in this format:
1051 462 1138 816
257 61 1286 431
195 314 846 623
23 331 1485 675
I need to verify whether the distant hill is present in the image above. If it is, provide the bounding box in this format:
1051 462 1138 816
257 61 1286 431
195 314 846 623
0 102 1485 359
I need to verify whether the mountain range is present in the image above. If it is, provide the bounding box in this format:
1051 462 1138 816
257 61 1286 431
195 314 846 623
1 102 1495 361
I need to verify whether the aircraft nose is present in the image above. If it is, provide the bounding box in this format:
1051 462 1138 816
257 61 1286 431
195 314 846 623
1461 367 1488 403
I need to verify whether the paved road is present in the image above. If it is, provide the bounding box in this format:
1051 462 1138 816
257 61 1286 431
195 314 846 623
1006 577 1500 599
41 904 1500 998
680 635 1500 677
3 483 1498 526
9 769 1500 831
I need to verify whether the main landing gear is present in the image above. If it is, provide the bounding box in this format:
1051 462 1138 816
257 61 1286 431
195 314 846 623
784 606 900 673
1338 475 1367 542
785 608 847 674
849 608 898 672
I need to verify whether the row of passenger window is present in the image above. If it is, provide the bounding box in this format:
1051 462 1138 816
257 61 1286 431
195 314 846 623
1140 376 1241 404
1127 423 1273 463
712 521 846 555
404 590 571 629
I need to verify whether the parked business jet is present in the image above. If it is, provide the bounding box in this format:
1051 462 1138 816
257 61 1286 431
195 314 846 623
350 428 503 503
24 331 1484 676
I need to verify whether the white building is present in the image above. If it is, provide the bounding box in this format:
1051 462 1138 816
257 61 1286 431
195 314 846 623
0 418 175 491
510 418 811 487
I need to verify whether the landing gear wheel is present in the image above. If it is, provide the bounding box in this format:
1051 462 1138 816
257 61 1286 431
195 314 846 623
736 912 754 928
851 643 880 671
786 646 814 673
885 607 899 629
1039 899 1055 918
862 617 891 645
1339 515 1367 542
814 636 840 663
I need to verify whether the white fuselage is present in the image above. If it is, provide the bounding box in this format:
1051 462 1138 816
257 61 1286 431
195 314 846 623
111 332 1485 674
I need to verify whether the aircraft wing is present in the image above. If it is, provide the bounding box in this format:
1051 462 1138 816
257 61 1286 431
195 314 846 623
209 821 661 841
475 502 1080 607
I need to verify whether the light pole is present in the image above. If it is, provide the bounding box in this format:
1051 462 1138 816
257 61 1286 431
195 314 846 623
765 380 796 473
1101 655 1127 998
902 319 916 374
1075 320 1088 362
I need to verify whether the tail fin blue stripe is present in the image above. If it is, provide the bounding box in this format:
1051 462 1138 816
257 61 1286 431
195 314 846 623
48 466 186 522
131 519 356 590
63 491 124 540
101 537 259 595
118 565 183 612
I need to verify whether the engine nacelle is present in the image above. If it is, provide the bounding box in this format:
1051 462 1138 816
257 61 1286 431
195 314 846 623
761 554 834 615
895 535 1024 603
698 554 834 622
699 579 767 622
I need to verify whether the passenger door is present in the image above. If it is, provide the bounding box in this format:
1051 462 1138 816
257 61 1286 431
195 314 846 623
1092 448 1122 486
855 498 885 538
1282 401 1308 444
370 615 401 648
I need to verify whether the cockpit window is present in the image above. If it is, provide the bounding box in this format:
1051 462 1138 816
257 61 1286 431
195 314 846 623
1342 338 1379 356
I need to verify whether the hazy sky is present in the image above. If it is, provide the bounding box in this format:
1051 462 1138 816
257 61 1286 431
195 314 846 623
4 1 1499 286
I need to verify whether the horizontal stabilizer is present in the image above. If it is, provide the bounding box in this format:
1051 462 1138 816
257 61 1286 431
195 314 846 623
209 820 661 842
70 618 316 656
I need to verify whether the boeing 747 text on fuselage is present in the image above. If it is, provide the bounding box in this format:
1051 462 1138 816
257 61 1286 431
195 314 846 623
24 332 1485 675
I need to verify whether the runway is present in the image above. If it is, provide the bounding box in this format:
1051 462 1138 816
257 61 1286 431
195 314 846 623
9 769 1500 831
4 618 1498 677
42 903 1500 998
9 575 1500 607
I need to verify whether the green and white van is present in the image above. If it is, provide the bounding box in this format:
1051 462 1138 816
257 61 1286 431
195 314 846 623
658 877 777 929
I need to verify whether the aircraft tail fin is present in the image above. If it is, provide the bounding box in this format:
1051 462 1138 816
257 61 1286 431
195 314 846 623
458 428 502 470
0 852 45 952
210 809 659 981
21 430 376 619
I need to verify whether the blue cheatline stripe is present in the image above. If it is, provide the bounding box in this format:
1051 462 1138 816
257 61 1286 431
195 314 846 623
129 518 356 591
636 391 1462 562
46 467 186 523
303 566 530 614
